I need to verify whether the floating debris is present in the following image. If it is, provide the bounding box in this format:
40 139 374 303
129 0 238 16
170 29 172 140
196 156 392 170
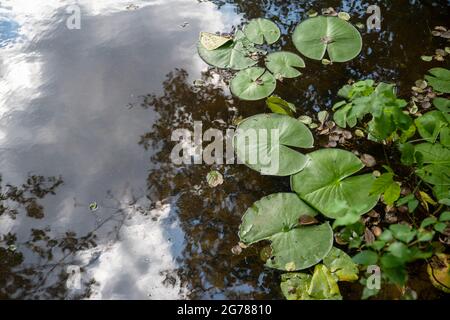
89 202 98 212
306 9 318 17
179 21 190 28
360 154 377 167
125 4 139 10
206 170 224 187
231 244 243 255
338 12 351 21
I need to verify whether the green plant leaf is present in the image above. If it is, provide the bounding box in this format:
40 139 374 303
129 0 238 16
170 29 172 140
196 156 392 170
415 110 448 143
291 149 379 218
399 143 415 165
323 247 359 281
434 222 447 233
352 250 378 265
420 216 438 229
238 193 333 271
440 211 450 222
265 51 305 79
387 242 412 261
266 95 296 116
370 173 394 195
292 16 362 62
414 143 450 165
425 68 450 93
244 18 281 45
384 182 401 206
389 224 417 243
234 114 314 176
197 30 258 70
230 67 276 101
434 97 450 123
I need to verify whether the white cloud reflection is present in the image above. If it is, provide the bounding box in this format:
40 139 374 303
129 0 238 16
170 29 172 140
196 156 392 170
0 0 241 299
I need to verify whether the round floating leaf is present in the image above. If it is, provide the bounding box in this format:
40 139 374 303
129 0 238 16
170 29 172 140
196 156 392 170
239 193 333 271
292 16 362 62
323 247 359 282
265 51 305 79
234 113 314 176
197 31 257 70
244 18 281 45
291 149 379 218
230 67 276 101
280 265 342 300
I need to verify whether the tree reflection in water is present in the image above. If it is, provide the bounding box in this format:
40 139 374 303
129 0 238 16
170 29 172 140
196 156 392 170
0 174 98 299
138 68 288 299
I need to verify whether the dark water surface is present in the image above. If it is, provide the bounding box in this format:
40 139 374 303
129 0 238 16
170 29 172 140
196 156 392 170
0 0 449 299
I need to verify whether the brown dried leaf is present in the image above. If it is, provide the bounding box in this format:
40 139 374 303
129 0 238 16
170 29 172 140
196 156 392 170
360 154 377 167
298 215 320 226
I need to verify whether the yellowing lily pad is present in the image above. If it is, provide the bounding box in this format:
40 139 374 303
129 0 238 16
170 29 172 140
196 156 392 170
199 32 232 50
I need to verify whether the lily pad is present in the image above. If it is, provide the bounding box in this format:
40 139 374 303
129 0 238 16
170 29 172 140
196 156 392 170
425 68 450 93
234 113 314 176
265 51 305 79
281 265 342 300
307 265 342 300
197 30 258 70
244 18 281 45
323 247 359 282
427 254 450 293
199 32 232 50
230 67 276 101
291 149 379 218
292 16 362 62
280 272 313 300
239 193 333 271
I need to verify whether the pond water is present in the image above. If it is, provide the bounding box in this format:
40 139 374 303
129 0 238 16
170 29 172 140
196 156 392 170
0 0 449 299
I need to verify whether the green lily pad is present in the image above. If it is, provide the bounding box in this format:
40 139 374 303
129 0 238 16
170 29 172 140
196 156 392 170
239 193 333 271
292 16 362 62
234 113 314 176
425 68 450 93
323 247 359 282
197 30 258 70
244 18 281 45
265 51 305 79
230 67 276 101
291 149 379 218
